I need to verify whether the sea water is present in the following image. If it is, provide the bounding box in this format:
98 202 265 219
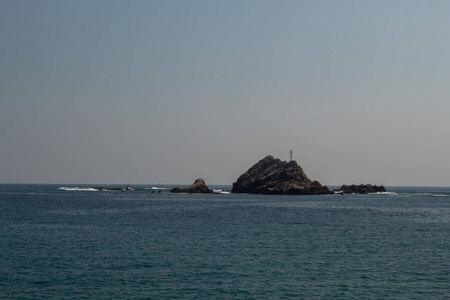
1 185 449 299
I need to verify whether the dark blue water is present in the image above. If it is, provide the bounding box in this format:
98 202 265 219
1 185 449 299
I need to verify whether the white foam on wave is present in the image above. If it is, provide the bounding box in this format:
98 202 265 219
147 187 167 190
213 189 230 194
58 187 98 192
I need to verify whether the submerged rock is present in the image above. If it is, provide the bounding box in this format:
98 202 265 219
91 186 135 192
92 186 123 191
231 155 330 195
170 178 213 194
334 184 386 194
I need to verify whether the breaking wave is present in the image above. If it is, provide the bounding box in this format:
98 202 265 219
213 189 230 194
58 187 99 192
146 187 167 190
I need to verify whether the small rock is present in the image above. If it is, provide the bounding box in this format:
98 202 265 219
334 184 386 194
170 178 213 194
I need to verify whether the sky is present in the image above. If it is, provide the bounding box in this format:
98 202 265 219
1 0 450 186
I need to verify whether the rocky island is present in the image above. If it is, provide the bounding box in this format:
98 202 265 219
167 154 386 196
170 178 214 194
231 155 331 195
334 184 386 194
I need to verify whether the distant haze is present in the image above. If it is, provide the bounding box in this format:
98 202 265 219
2 0 450 186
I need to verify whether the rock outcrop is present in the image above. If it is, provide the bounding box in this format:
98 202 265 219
231 155 331 195
170 178 213 194
334 184 386 194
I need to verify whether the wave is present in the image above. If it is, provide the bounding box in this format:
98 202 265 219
213 189 230 194
58 187 99 192
398 192 450 198
374 191 448 197
146 187 167 190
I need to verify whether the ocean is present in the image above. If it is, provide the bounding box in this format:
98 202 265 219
1 184 449 299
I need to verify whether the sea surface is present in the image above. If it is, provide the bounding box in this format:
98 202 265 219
1 184 449 299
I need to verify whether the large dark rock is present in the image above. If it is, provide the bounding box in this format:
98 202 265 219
170 178 213 194
335 184 386 194
231 155 331 195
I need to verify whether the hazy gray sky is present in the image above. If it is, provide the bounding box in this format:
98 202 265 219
2 0 450 186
